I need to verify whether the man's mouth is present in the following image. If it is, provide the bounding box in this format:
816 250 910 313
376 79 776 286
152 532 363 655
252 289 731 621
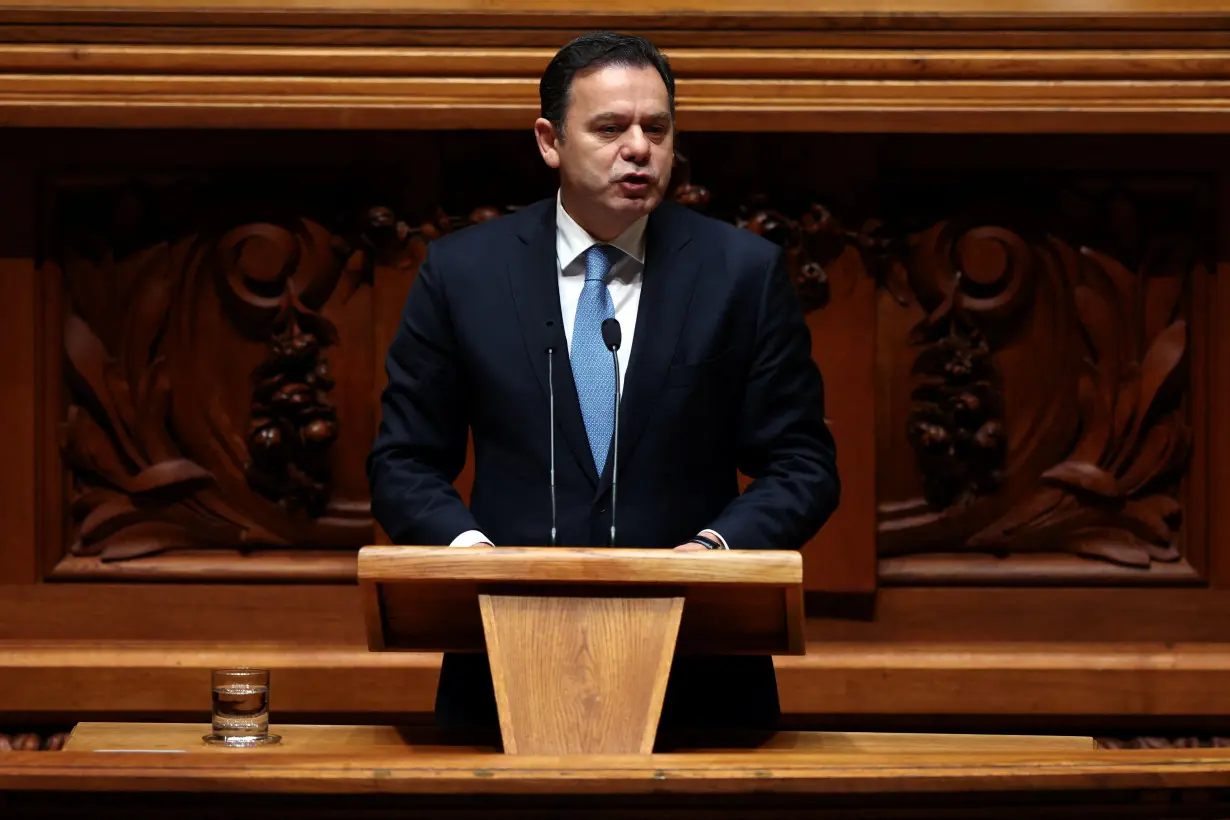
617 173 654 192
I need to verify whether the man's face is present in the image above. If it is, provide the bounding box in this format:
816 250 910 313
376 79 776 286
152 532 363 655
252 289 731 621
535 63 674 238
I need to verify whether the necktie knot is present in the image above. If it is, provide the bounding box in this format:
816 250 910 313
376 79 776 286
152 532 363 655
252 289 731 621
585 244 620 283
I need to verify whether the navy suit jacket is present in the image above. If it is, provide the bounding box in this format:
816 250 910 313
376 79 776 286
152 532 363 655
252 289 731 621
368 196 840 732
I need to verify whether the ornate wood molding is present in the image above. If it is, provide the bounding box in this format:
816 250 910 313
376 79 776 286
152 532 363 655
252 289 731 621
869 180 1202 582
0 2 1227 131
0 75 1228 132
693 174 1202 582
54 182 379 570
51 163 1207 585
7 45 1230 79
0 730 69 751
0 0 1227 35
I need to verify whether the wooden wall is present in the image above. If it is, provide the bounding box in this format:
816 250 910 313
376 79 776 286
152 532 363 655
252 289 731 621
3 0 1230 738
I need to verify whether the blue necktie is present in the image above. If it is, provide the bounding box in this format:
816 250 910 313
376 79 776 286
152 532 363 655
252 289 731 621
572 244 620 476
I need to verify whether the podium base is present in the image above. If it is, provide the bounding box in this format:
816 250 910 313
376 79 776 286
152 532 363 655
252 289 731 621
480 589 684 755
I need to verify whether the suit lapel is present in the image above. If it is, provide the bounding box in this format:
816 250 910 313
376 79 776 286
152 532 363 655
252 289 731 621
507 201 601 487
597 202 700 497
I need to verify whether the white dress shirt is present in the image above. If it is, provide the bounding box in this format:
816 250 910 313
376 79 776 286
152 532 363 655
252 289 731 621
449 193 725 549
555 191 645 391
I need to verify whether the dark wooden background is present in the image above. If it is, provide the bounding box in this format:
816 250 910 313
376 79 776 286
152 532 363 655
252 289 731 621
2 0 1230 743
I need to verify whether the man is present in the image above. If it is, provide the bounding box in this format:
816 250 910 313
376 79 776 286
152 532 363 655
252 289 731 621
368 32 840 734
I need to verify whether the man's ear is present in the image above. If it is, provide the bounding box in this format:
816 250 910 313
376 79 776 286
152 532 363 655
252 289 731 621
534 118 562 169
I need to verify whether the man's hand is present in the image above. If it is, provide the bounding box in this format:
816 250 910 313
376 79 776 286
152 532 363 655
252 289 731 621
674 542 708 551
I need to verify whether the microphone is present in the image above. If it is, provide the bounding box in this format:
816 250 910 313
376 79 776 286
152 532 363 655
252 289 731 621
601 318 623 547
545 322 559 547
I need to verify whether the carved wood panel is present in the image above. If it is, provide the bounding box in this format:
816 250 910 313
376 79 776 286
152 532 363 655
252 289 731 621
664 147 1206 585
40 134 1211 589
870 180 1205 584
51 180 384 570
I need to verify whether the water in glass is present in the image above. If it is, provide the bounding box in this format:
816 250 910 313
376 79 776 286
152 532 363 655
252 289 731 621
211 674 270 739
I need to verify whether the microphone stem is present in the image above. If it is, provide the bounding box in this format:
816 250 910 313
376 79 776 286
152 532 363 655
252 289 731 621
610 347 620 548
548 349 557 547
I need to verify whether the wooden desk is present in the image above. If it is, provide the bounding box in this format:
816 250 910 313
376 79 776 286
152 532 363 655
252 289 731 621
61 721 1096 755
2 723 1226 819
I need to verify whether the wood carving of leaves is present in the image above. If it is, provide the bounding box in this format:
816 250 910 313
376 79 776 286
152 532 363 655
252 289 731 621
61 308 250 560
58 191 520 562
968 244 1191 569
1065 529 1153 569
1040 460 1119 498
57 213 322 562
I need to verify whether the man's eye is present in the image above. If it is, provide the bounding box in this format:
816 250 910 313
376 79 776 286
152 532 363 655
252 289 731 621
599 126 620 135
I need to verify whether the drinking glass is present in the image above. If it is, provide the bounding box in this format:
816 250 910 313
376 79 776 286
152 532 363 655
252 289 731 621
203 667 281 746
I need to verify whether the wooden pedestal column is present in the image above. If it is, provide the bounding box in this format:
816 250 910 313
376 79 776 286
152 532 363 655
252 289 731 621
480 590 684 754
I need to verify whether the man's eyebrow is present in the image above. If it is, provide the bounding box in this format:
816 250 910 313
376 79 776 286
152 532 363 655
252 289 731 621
588 110 671 122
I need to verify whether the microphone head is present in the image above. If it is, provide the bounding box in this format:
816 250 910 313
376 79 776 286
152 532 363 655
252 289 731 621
544 320 557 354
601 318 622 351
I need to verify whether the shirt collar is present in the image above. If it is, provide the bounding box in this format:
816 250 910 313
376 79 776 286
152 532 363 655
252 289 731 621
556 189 647 272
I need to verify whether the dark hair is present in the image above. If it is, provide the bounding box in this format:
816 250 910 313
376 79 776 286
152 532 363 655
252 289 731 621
539 31 675 138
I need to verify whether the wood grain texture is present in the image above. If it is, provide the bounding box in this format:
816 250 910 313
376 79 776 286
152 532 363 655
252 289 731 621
9 638 1230 719
10 45 1230 80
63 721 1093 754
359 580 385 651
0 0 1229 30
0 76 1229 132
63 722 495 753
7 26 1230 51
370 579 802 655
0 584 374 643
7 634 1230 717
358 546 803 585
1 642 441 719
481 592 683 755
775 643 1230 716
797 231 878 593
362 548 804 665
49 551 358 582
878 554 1203 586
1 747 1229 797
807 587 1230 643
667 729 1096 753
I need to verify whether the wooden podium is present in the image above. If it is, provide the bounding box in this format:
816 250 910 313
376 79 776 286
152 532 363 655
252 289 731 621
357 546 804 756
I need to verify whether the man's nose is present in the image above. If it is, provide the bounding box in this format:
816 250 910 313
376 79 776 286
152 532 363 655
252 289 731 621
621 127 650 162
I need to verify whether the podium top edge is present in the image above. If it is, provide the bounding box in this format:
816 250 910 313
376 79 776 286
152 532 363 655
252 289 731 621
356 546 802 585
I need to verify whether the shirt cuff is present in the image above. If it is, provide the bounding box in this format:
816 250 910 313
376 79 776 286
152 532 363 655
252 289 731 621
449 530 493 547
700 529 729 549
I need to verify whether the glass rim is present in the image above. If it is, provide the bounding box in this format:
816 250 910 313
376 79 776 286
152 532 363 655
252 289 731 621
211 667 270 678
